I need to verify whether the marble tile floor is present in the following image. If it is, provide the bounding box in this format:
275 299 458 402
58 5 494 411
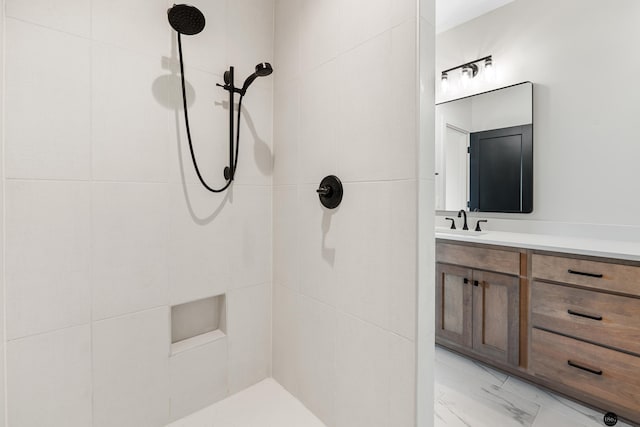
435 345 636 427
168 347 636 427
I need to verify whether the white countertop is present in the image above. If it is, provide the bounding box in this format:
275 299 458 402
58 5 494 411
435 228 640 262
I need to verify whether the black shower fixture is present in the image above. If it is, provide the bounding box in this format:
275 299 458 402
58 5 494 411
317 175 343 209
239 63 273 95
168 4 205 35
168 4 274 193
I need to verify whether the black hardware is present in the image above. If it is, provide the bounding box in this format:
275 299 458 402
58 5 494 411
170 7 273 194
441 56 491 75
567 360 602 376
168 4 206 35
568 269 603 279
463 278 469 284
473 280 479 287
475 219 488 232
445 218 456 229
317 175 343 209
567 310 603 321
457 210 468 230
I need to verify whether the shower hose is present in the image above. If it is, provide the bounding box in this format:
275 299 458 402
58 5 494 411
177 33 243 193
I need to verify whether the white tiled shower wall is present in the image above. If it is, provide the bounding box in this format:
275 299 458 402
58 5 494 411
3 0 274 425
271 0 434 426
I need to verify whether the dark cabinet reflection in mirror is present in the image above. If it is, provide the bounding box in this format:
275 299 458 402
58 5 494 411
470 124 533 213
435 82 533 213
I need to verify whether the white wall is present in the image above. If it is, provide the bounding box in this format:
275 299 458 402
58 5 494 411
0 0 5 425
418 1 436 426
2 0 273 425
436 0 640 228
272 0 433 426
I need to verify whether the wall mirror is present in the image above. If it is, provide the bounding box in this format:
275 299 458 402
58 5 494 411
435 82 533 213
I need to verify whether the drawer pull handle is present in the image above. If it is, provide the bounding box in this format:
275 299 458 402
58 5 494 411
567 360 603 376
568 269 603 279
567 310 603 321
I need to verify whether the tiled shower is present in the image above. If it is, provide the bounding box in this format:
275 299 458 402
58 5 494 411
0 0 435 426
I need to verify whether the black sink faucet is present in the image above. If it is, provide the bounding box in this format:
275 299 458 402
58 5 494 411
457 210 468 230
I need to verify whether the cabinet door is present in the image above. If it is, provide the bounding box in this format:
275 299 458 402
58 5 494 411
436 263 473 348
472 270 520 365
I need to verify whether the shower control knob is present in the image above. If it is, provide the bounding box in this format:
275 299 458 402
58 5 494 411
316 186 332 196
317 175 343 209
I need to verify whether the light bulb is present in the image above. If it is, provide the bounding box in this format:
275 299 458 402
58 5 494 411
441 73 449 93
484 57 495 82
461 67 471 88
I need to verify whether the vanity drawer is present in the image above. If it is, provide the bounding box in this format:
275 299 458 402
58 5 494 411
531 254 640 297
531 281 640 355
436 242 520 275
530 328 640 416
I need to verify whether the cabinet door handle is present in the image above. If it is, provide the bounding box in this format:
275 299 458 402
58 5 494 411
568 269 603 279
463 278 469 284
473 280 479 287
567 360 603 376
568 309 603 321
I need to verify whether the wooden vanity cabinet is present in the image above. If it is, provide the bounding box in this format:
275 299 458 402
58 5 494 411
529 253 640 422
435 240 640 424
436 242 522 367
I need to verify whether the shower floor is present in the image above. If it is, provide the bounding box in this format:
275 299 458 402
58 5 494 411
167 378 326 427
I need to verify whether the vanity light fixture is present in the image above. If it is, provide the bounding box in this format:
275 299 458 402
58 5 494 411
440 55 494 90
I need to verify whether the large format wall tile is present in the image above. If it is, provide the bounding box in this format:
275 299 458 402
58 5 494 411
7 325 92 427
92 43 170 183
272 283 300 396
5 19 90 180
298 60 339 185
296 296 337 426
169 338 228 421
92 182 169 320
91 0 170 56
300 0 340 72
168 183 231 306
334 182 392 330
229 186 272 289
273 186 300 292
273 77 300 185
92 307 170 427
227 283 271 394
5 181 91 340
6 0 91 37
334 312 390 427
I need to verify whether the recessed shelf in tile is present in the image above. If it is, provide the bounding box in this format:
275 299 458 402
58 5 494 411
171 295 226 354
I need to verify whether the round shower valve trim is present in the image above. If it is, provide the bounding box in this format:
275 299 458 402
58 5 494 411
317 175 343 209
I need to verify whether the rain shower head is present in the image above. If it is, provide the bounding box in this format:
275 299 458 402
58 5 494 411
168 4 206 35
240 63 274 94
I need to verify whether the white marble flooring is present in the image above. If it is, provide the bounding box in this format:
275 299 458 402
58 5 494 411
168 348 635 427
435 346 635 427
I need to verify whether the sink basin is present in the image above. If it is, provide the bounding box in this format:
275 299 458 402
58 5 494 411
435 227 487 237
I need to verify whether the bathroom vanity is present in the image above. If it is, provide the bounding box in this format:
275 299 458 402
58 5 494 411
435 231 640 424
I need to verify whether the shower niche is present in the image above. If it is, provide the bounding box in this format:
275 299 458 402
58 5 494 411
171 294 227 354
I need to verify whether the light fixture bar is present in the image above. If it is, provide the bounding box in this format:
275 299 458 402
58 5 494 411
441 55 492 75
